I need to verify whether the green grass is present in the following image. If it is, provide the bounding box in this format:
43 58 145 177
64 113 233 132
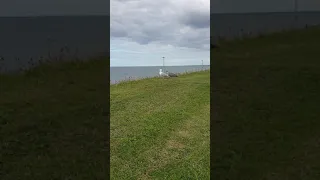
110 71 210 179
0 58 109 179
212 27 320 179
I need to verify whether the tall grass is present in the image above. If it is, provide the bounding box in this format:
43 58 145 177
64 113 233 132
0 45 107 74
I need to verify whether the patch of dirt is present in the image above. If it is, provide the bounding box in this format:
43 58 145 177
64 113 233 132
166 140 185 149
177 130 190 137
140 149 180 179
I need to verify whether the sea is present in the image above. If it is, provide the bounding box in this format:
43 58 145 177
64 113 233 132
211 11 320 43
110 65 210 84
0 15 109 73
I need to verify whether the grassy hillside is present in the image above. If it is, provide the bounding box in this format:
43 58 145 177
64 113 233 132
110 71 210 179
0 59 109 179
212 27 320 179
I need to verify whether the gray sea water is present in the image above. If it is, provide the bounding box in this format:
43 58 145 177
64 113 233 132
110 65 210 84
211 11 320 43
0 16 109 73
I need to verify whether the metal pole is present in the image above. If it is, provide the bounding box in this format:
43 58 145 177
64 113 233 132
162 57 165 71
202 60 203 70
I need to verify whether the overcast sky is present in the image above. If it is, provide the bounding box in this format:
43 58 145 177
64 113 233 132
110 0 210 67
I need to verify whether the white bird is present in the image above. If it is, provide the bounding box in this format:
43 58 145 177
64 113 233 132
159 69 169 77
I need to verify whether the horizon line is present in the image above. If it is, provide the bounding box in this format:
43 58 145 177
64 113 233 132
110 64 210 68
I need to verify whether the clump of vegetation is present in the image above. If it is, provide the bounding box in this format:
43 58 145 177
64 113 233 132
0 44 106 74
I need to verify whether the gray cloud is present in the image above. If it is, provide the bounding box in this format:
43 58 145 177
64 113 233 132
110 0 210 50
180 11 210 29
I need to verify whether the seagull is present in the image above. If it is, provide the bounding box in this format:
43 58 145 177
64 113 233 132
159 69 169 77
166 70 178 77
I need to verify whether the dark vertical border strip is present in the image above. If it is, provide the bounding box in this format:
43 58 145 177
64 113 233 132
107 2 111 178
210 3 214 178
